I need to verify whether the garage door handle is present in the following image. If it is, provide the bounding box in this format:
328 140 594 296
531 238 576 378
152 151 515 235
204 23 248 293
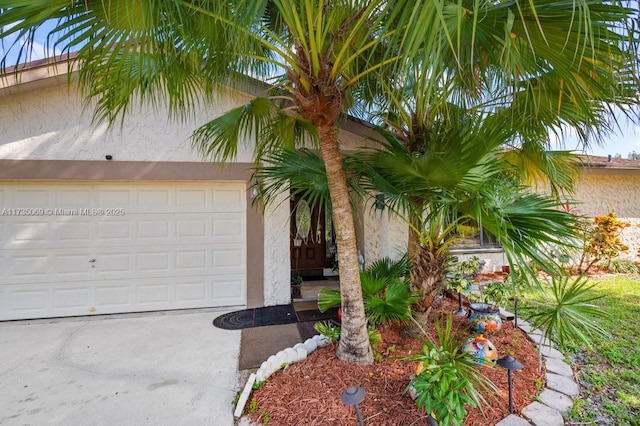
89 259 96 263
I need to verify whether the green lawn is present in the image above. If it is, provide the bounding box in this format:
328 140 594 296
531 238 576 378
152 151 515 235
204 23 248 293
558 276 640 425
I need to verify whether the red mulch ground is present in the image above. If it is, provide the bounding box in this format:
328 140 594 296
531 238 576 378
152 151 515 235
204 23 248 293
245 296 544 426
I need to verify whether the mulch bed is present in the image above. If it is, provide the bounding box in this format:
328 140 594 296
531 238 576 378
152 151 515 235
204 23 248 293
246 296 544 425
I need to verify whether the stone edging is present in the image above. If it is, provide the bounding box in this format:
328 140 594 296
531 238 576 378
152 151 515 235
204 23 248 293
235 316 579 425
234 334 332 419
495 313 578 426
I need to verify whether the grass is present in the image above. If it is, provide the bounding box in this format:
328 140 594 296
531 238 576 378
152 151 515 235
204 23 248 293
556 276 640 425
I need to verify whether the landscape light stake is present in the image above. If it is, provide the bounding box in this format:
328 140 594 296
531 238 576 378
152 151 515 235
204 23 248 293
341 386 366 426
453 291 466 317
497 356 523 414
513 297 519 328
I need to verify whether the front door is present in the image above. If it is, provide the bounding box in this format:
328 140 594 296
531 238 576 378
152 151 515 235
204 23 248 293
290 195 335 278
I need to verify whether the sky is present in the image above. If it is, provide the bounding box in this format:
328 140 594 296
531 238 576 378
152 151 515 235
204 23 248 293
2 20 640 159
554 122 640 158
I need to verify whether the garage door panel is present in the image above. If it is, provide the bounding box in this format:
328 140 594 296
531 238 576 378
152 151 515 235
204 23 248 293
212 188 245 212
13 188 50 207
175 280 207 303
11 254 50 279
1 182 248 320
6 286 50 314
95 253 132 274
136 251 171 272
97 219 132 241
54 218 93 242
11 220 50 245
54 286 90 309
136 282 171 305
175 218 207 238
213 275 245 300
95 284 131 308
176 188 208 208
175 249 207 271
57 188 92 207
136 219 170 240
54 253 92 276
96 188 133 209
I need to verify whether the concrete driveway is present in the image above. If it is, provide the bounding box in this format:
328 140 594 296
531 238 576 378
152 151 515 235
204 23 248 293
0 309 241 426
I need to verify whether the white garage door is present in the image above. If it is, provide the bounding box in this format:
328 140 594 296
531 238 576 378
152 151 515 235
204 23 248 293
0 182 246 320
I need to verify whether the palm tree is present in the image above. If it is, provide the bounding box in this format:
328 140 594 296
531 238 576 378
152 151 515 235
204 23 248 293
2 0 638 365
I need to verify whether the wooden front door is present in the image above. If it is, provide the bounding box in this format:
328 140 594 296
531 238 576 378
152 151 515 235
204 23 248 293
290 195 334 278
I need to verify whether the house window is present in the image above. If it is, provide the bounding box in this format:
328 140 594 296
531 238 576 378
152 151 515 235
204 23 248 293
452 219 500 249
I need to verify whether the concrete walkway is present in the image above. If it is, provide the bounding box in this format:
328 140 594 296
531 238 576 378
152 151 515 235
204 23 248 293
0 309 241 426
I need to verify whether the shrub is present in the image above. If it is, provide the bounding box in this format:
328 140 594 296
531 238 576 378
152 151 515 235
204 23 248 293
318 255 420 325
579 212 630 273
407 314 497 425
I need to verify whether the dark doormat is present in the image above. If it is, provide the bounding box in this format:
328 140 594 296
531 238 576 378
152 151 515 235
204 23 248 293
213 304 297 330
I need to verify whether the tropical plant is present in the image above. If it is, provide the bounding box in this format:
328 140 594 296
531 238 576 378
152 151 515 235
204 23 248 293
347 130 588 305
313 321 341 341
579 212 631 273
606 259 640 274
407 314 497 425
479 281 514 308
521 274 611 370
313 321 381 346
318 255 420 326
445 256 482 294
0 0 419 365
3 0 638 365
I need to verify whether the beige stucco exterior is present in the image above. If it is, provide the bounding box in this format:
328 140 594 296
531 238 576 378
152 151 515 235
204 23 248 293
572 170 640 262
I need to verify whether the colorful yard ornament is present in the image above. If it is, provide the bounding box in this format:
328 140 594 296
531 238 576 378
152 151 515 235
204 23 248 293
462 334 498 367
468 303 502 334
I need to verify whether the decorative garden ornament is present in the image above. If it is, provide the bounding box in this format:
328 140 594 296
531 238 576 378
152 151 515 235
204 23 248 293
295 199 311 244
468 302 502 334
462 334 498 367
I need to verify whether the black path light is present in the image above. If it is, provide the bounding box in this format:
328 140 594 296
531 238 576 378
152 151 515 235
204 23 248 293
454 291 466 317
497 355 523 414
341 386 366 426
513 297 520 328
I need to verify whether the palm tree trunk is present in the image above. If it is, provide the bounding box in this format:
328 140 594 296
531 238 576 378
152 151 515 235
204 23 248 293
407 211 421 265
316 124 373 365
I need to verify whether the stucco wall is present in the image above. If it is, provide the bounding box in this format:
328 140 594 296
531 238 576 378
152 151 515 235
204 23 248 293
362 203 408 265
0 83 257 163
572 172 640 263
262 191 291 306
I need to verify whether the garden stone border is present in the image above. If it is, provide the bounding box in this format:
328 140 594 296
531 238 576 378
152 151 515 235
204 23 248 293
236 315 579 425
495 315 579 426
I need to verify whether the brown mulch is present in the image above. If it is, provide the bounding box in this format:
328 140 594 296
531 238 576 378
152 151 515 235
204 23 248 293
245 297 544 426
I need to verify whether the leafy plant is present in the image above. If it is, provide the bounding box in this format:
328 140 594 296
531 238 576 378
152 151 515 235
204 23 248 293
313 321 341 341
606 259 640 274
521 274 610 370
480 281 513 307
579 212 631 273
313 321 381 346
259 410 270 425
445 255 484 294
406 315 497 425
318 256 419 325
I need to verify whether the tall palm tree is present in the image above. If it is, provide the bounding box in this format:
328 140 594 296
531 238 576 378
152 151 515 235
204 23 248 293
2 0 638 364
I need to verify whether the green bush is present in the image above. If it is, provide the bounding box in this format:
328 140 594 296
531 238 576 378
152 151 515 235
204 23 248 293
407 315 497 425
606 259 640 274
318 255 420 325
